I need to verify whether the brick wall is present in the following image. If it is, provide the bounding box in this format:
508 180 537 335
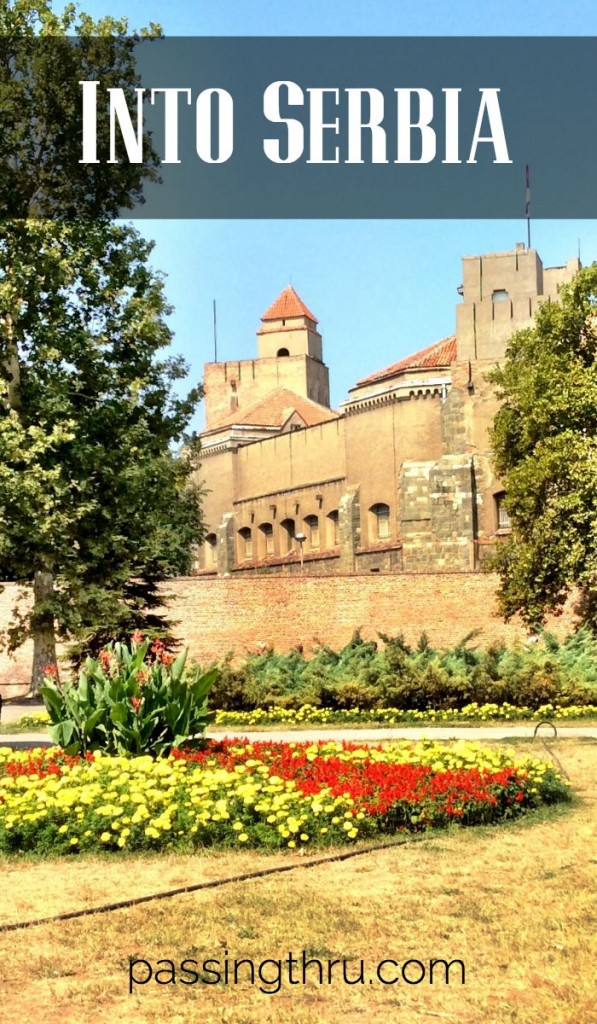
0 574 579 697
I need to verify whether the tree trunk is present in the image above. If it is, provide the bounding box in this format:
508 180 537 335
31 570 58 694
2 303 55 692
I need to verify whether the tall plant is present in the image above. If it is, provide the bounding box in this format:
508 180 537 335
40 637 217 757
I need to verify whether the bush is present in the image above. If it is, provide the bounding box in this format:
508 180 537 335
201 628 596 714
40 636 217 757
208 654 253 711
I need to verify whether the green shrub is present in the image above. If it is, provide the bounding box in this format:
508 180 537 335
208 654 254 711
40 636 217 757
202 627 596 714
328 680 380 710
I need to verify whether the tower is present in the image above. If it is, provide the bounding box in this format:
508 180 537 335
203 285 331 432
257 285 323 362
456 244 581 365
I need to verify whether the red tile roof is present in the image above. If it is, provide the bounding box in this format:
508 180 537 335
261 286 318 324
215 387 338 429
356 336 457 387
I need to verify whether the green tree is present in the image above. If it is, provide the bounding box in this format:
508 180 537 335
0 2 198 691
489 265 597 627
0 219 204 690
0 0 160 219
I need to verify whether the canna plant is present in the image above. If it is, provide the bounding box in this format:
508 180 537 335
40 635 217 758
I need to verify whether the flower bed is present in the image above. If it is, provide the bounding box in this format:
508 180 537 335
213 702 597 727
0 739 570 855
7 701 597 736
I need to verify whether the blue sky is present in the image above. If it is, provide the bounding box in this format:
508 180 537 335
81 1 597 425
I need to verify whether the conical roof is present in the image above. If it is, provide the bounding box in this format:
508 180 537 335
261 286 317 324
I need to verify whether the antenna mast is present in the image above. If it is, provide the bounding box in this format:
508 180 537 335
525 165 531 249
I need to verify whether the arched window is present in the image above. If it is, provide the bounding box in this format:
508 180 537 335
205 533 217 566
277 347 290 357
238 527 253 560
259 522 274 557
304 514 320 550
370 503 390 540
495 492 511 531
280 518 295 553
327 510 339 547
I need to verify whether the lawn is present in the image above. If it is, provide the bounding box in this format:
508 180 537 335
0 738 594 1024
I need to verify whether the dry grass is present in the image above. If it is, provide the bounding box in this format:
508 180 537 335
0 739 595 1024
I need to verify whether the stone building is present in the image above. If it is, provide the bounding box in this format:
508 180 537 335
195 244 580 576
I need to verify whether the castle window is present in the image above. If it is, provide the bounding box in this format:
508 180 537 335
370 503 390 540
277 347 290 357
205 533 217 566
495 492 511 531
492 289 509 302
238 527 253 560
280 518 295 553
304 514 320 550
327 510 339 547
259 522 274 557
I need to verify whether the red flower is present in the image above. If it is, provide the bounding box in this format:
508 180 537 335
131 630 144 645
43 664 58 678
131 697 142 712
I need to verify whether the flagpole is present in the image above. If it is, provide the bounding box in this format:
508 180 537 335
525 165 531 249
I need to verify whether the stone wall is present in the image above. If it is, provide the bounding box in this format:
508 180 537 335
399 456 477 571
0 574 579 698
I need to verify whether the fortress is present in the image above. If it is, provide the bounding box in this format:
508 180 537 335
195 243 580 578
0 242 584 696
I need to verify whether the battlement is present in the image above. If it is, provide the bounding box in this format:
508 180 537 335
456 245 580 363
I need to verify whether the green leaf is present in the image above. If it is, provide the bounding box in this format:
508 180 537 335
83 707 106 736
110 702 129 725
77 675 90 705
170 648 187 682
48 720 76 749
39 683 64 721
